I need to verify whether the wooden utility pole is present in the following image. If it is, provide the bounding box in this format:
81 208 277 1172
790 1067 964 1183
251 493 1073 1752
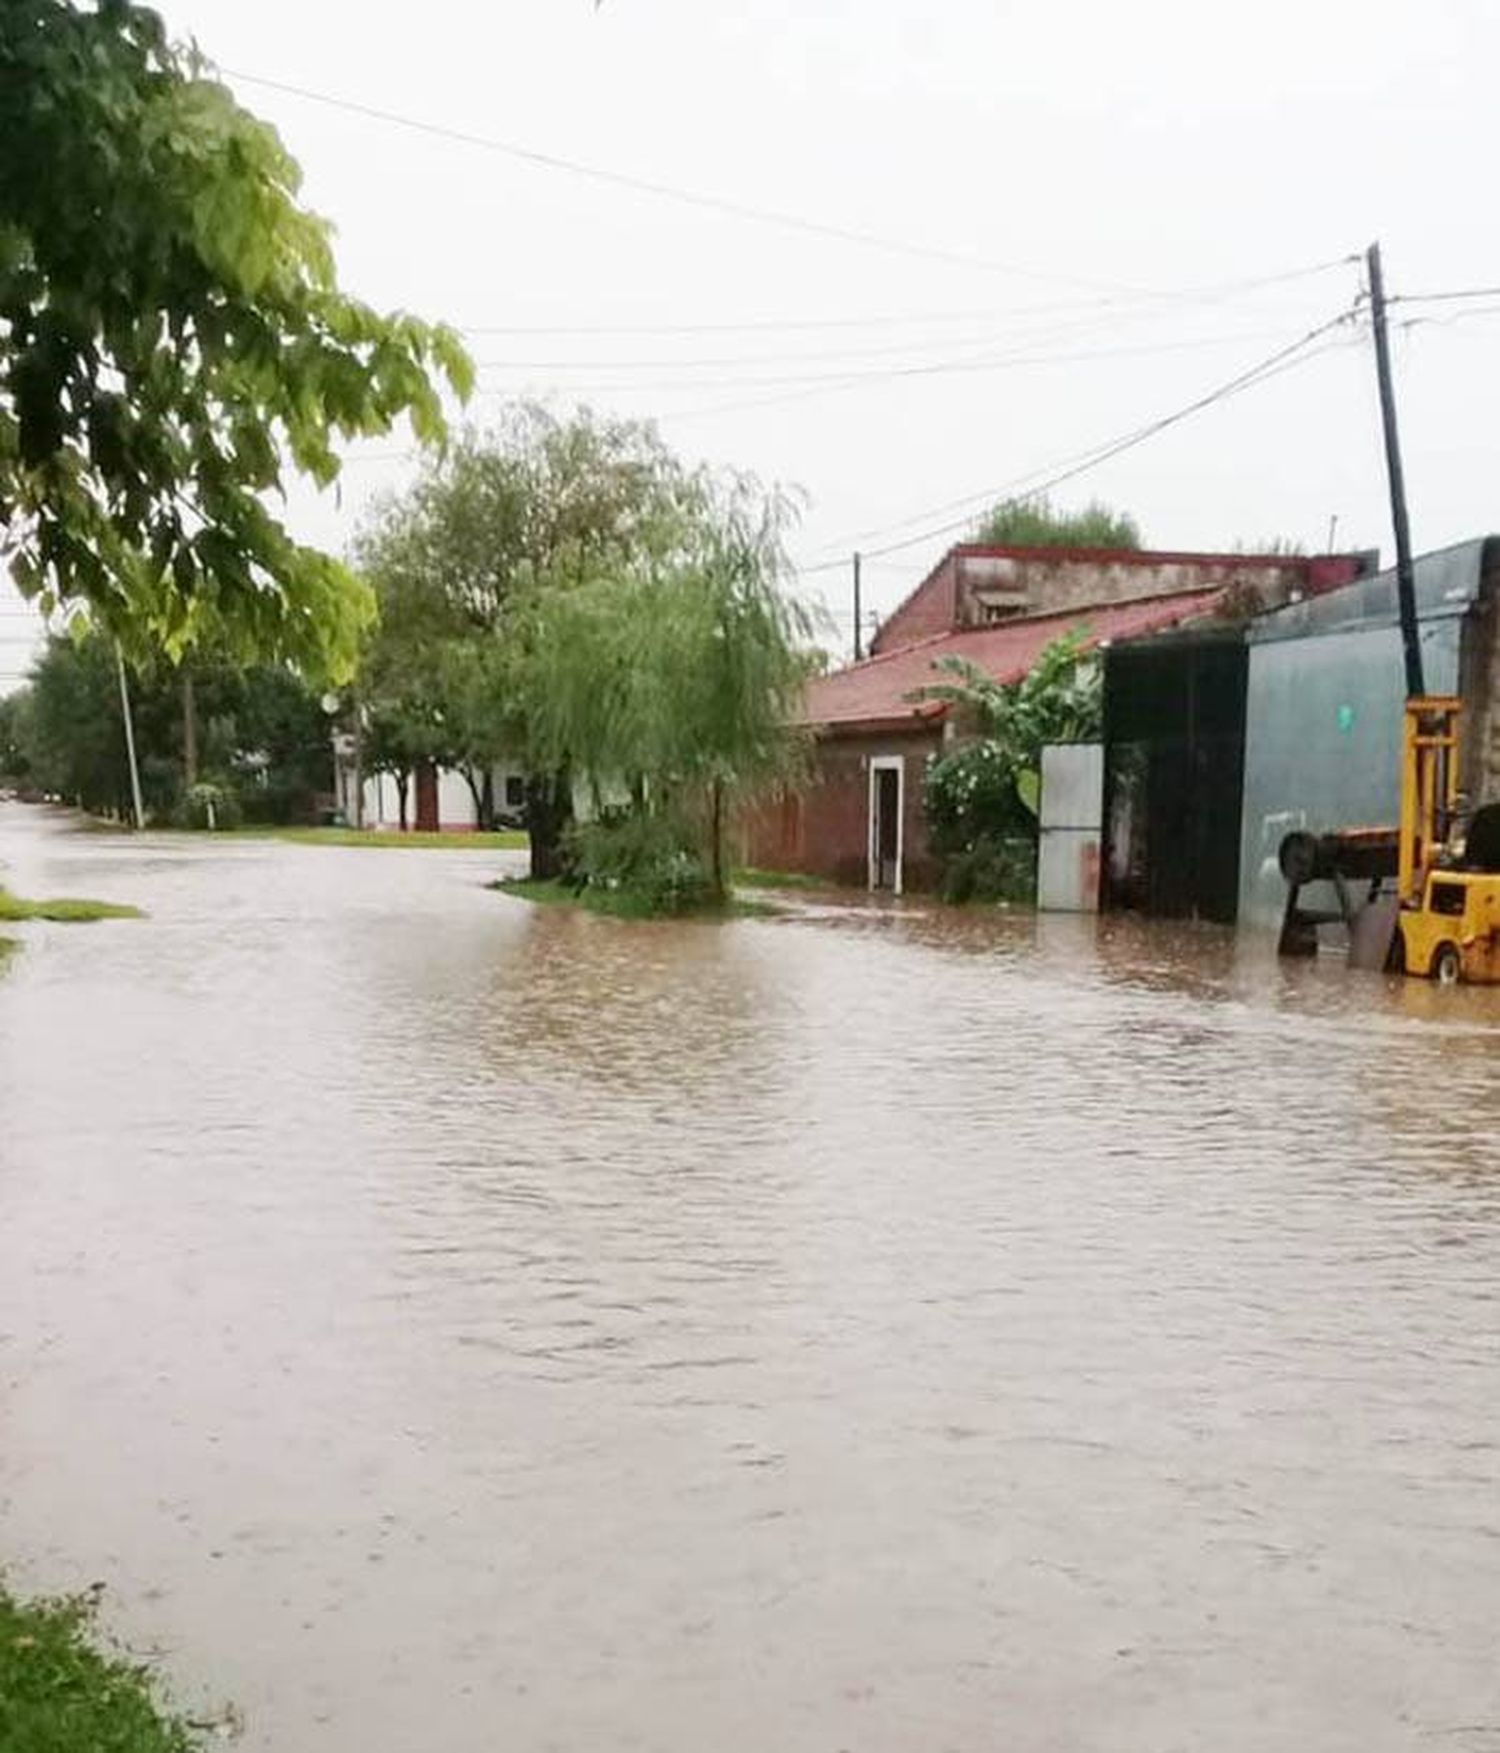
1366 241 1425 699
114 644 145 829
852 551 863 662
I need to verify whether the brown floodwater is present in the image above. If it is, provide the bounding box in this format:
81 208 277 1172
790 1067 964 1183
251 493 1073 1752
2 802 1499 1752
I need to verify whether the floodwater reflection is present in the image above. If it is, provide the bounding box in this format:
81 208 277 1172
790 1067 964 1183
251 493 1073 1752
1 804 1498 1753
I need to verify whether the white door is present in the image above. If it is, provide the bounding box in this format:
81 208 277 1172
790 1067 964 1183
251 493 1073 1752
868 757 904 894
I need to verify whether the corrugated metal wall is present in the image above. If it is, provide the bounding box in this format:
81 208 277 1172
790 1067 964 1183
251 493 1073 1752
1238 618 1462 928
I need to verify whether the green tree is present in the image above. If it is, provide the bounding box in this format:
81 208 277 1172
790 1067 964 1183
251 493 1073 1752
518 479 812 900
0 0 472 676
14 637 130 815
354 407 702 863
972 495 1141 549
15 631 333 820
0 685 34 784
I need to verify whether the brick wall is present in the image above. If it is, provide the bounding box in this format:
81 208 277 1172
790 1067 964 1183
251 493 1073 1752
869 557 958 655
742 728 943 888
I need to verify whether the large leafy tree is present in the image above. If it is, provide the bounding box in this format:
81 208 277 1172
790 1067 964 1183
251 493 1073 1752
0 0 472 677
519 480 811 895
12 632 333 819
972 495 1141 549
354 406 702 861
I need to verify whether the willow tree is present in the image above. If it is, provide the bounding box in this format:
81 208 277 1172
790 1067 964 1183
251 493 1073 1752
353 408 703 864
519 480 813 898
0 0 472 677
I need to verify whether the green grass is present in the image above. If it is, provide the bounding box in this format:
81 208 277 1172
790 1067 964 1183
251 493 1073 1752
733 866 827 891
0 887 143 923
257 826 528 850
0 1587 203 1753
493 877 778 920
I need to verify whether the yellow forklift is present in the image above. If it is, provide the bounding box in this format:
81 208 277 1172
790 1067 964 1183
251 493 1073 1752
1387 697 1500 984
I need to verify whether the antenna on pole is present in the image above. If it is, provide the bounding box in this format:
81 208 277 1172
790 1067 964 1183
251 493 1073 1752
1366 241 1425 699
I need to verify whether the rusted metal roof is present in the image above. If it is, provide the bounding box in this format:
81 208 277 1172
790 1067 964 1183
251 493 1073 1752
802 587 1225 730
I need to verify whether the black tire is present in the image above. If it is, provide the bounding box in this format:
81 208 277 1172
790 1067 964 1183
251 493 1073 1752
1431 941 1462 986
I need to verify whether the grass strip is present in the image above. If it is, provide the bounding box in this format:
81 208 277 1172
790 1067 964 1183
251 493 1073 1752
0 1586 204 1753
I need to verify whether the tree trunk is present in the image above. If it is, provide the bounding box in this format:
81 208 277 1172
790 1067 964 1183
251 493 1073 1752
181 668 198 789
524 772 572 880
710 778 725 899
395 768 410 833
460 764 484 825
414 758 439 832
478 768 496 833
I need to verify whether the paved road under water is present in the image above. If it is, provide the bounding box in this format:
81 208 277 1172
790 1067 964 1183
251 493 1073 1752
2 803 1499 1752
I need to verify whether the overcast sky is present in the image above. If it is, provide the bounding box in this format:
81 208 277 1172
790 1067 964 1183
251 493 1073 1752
5 0 1499 686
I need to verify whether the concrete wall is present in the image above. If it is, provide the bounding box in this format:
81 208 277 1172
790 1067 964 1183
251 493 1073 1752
742 728 943 888
952 551 1332 628
871 548 1362 656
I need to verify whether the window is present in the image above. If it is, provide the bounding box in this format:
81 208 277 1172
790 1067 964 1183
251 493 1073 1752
505 774 526 808
1431 881 1466 917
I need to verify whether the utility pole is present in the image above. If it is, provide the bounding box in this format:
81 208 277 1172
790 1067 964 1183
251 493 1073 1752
351 691 365 829
114 643 145 829
1366 241 1425 699
852 551 863 662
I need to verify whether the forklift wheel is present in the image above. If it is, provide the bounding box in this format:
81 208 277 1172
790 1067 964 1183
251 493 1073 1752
1431 942 1462 987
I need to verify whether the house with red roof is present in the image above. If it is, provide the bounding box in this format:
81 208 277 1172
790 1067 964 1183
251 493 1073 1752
744 543 1369 893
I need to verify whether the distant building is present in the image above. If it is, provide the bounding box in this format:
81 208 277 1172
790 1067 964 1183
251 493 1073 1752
745 544 1367 893
332 753 528 832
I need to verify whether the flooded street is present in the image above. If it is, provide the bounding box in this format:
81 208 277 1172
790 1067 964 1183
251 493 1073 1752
2 802 1499 1752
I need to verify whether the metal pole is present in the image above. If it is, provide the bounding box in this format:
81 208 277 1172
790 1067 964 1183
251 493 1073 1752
852 551 863 662
1366 241 1425 699
114 643 145 829
351 694 365 829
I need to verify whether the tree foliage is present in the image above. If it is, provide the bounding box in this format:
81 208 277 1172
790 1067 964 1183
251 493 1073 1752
354 407 813 901
971 495 1141 550
9 632 332 820
0 0 472 677
517 478 812 895
353 407 709 847
914 630 1102 902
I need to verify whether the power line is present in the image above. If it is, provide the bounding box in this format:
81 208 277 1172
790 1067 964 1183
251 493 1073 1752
453 255 1358 337
792 308 1363 574
470 320 1325 397
1389 286 1500 306
227 69 1132 290
229 68 1355 302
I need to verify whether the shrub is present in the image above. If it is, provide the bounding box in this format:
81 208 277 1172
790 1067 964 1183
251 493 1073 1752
566 810 713 916
925 739 1032 857
939 834 1037 905
173 780 242 831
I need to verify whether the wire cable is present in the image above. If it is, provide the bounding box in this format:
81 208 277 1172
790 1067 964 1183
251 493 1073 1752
791 309 1364 574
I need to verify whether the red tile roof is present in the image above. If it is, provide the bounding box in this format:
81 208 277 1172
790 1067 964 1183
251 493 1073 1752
803 587 1224 730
